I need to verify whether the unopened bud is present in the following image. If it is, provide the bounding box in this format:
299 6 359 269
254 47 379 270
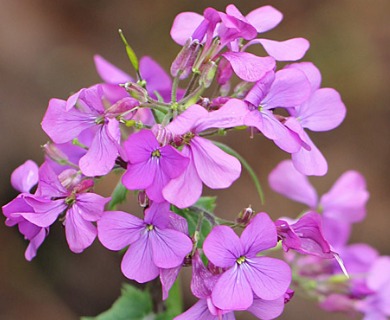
171 38 201 80
199 60 217 88
58 169 82 190
236 206 254 226
43 142 70 165
138 190 149 208
123 82 148 102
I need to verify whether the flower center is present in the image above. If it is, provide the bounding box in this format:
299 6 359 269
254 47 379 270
152 149 161 158
182 132 195 144
236 256 246 265
146 224 154 231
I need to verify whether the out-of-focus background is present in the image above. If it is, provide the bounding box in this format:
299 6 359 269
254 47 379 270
0 0 389 319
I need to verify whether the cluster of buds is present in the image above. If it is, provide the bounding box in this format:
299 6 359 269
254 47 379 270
3 4 389 320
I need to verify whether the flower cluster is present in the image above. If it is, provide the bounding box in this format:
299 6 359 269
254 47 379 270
2 4 388 320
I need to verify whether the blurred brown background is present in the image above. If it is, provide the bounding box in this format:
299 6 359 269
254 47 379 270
0 0 389 319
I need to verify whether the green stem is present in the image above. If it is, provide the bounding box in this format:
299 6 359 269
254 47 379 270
212 141 265 205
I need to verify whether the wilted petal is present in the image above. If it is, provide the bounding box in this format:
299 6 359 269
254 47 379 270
222 52 275 82
212 266 253 310
320 171 369 223
150 228 192 269
203 225 242 268
243 257 291 300
94 54 132 84
245 6 283 33
11 160 39 193
248 295 285 320
297 88 346 132
192 137 241 189
241 213 277 257
65 206 97 253
97 211 144 250
121 233 159 283
268 159 318 207
161 267 181 300
170 12 204 45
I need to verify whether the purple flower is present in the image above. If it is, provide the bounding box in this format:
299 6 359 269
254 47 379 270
97 202 192 283
269 160 369 249
2 160 48 260
19 162 110 253
203 213 291 310
162 100 247 208
41 85 140 176
283 62 346 176
121 129 189 203
275 212 333 258
244 68 311 153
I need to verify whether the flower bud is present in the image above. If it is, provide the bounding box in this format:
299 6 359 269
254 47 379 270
236 206 254 226
123 82 148 102
43 142 70 165
199 60 217 88
171 38 201 80
138 190 149 208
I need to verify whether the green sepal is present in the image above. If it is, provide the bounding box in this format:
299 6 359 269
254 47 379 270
107 181 128 211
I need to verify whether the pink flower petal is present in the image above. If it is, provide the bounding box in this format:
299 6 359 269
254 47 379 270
241 213 277 257
285 62 322 92
11 160 39 193
94 54 132 84
297 88 346 132
122 159 157 190
74 193 110 222
65 206 97 253
248 295 285 320
97 211 144 251
223 52 275 82
245 6 283 33
150 228 192 269
243 257 291 300
191 137 241 189
170 12 204 46
163 148 203 208
121 233 159 283
320 171 369 223
22 198 66 227
203 225 242 268
249 38 310 61
166 104 208 137
212 266 253 310
268 160 318 207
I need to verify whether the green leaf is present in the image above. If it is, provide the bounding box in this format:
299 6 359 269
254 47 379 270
194 196 217 212
212 140 265 205
118 29 140 74
81 284 153 320
107 181 128 211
